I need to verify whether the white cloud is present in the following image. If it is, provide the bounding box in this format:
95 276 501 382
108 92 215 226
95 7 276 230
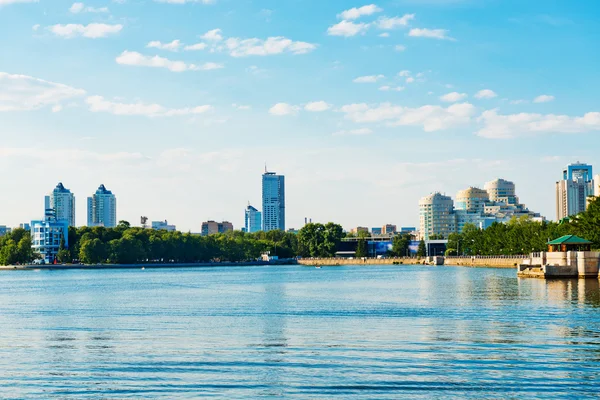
333 128 373 136
340 102 476 132
338 4 382 20
184 42 207 51
379 33 390 38
474 89 497 99
440 92 467 102
49 23 122 38
394 44 406 51
405 77 415 83
327 20 369 37
224 36 316 57
533 94 555 103
398 70 410 77
304 101 331 112
477 109 600 139
510 99 527 105
201 28 223 41
379 85 404 92
269 102 300 116
353 74 384 83
69 2 109 13
0 0 38 4
32 24 40 31
115 51 223 72
409 28 454 41
377 14 415 30
232 103 251 110
0 72 85 112
147 40 182 51
85 95 213 117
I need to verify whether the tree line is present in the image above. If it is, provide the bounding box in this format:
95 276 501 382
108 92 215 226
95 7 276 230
1 195 599 265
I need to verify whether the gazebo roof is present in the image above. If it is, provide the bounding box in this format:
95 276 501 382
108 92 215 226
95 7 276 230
547 235 592 245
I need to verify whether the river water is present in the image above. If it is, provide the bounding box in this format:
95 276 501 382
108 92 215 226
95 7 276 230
0 264 599 398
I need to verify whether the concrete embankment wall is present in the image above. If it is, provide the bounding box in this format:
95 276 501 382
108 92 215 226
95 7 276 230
298 257 527 268
297 258 422 266
444 256 527 268
0 260 291 271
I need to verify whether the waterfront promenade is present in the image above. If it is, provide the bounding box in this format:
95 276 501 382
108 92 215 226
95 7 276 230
298 256 527 269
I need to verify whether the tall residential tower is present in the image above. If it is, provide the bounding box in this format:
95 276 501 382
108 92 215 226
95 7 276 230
262 169 285 232
556 162 594 220
87 184 117 227
45 182 75 226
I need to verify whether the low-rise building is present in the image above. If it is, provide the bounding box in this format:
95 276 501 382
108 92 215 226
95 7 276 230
201 221 233 236
382 224 397 235
350 227 369 235
0 226 11 236
152 220 176 232
31 209 69 264
371 227 382 236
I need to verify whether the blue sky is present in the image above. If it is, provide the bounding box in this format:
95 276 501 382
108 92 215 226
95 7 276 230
1 0 600 231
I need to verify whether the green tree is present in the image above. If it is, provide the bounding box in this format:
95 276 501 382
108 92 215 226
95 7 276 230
391 234 411 257
417 240 426 257
355 238 368 258
79 238 106 264
56 236 70 263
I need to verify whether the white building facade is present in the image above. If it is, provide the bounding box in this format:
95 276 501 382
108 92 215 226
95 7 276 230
45 182 75 227
31 209 69 264
87 184 117 228
419 193 456 240
262 170 285 232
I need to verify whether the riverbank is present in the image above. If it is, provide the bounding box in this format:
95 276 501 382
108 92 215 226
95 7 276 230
297 258 422 266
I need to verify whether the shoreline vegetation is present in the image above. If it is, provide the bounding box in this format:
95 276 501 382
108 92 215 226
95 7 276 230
1 195 599 268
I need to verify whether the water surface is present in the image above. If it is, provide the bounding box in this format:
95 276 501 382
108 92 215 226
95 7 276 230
0 264 599 398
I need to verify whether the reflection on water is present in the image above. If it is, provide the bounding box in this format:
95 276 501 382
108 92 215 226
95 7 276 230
0 265 599 398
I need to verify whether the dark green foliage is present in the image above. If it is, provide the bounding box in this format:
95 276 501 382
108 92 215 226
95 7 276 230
417 240 426 257
355 238 368 258
297 222 345 258
0 228 35 265
391 234 412 257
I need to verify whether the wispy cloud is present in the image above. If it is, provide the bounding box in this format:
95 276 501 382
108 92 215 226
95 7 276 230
338 4 382 20
86 96 213 117
115 51 223 72
49 23 123 38
409 28 455 40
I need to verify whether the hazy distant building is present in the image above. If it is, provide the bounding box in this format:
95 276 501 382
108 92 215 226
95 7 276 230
556 163 594 220
0 226 10 236
20 223 30 231
371 227 382 236
262 169 285 232
31 208 69 264
350 227 369 235
382 224 397 235
244 205 262 233
87 184 117 228
45 182 75 227
201 221 233 236
419 193 456 240
595 174 600 197
152 220 176 232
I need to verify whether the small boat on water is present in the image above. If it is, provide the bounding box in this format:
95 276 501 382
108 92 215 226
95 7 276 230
315 266 322 269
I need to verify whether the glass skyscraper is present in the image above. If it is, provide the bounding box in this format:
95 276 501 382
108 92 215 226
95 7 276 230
245 205 262 233
262 170 285 232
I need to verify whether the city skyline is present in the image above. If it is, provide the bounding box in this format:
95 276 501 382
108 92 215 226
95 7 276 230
1 1 600 231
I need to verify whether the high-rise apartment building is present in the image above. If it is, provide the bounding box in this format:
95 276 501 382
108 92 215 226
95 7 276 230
87 184 117 228
595 174 600 198
556 163 594 220
262 170 285 232
45 182 75 227
419 193 456 240
244 205 262 233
